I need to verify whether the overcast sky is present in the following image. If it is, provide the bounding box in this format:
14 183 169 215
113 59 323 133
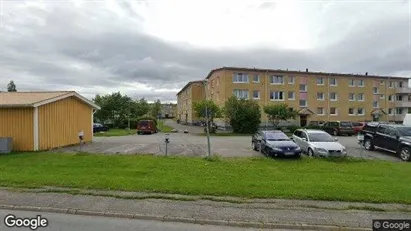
1 0 410 102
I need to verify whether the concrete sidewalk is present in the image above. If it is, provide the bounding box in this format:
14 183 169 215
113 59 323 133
1 188 410 230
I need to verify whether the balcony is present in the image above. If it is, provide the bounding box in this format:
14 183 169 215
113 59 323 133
395 87 411 94
395 100 411 108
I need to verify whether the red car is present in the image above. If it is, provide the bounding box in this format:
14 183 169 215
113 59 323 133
137 120 157 135
352 122 366 134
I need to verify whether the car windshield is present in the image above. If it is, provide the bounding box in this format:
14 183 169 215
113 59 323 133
308 133 335 142
340 122 352 127
397 127 411 136
265 132 290 141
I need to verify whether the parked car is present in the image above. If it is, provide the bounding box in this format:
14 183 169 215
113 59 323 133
251 130 301 158
93 123 109 133
322 121 355 136
358 122 411 161
352 122 366 134
292 129 347 157
137 120 157 135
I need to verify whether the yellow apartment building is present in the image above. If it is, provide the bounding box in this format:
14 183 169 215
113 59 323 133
176 80 205 124
160 103 177 118
200 67 410 127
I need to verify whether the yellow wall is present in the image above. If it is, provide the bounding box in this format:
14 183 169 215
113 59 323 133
38 96 92 150
177 82 205 124
0 108 34 151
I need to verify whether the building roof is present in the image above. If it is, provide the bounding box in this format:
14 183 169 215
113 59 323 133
176 80 204 96
205 66 410 80
0 91 101 109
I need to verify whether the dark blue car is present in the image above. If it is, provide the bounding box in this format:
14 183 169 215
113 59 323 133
252 130 301 158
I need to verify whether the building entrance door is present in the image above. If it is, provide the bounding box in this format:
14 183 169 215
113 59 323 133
300 115 307 127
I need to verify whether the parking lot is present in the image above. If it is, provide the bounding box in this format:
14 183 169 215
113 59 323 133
57 129 402 162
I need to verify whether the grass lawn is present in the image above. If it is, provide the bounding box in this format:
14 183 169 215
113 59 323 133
0 153 410 204
157 120 174 133
94 129 136 137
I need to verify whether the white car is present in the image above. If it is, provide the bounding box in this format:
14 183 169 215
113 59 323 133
292 129 348 157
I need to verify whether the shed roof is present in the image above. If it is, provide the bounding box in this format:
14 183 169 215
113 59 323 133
0 91 100 109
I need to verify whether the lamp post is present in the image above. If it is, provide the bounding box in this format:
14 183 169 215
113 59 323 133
203 80 211 158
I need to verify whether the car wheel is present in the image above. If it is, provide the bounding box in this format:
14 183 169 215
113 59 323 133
364 139 374 151
333 130 338 136
308 148 315 157
399 147 411 162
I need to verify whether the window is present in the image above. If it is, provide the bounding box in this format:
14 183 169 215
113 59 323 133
233 89 249 99
388 108 393 115
330 78 337 86
299 100 307 107
348 108 355 115
388 95 393 101
330 107 337 115
348 79 355 87
288 76 295 84
252 90 260 99
253 75 260 83
232 73 249 83
317 92 325 100
349 93 355 101
372 101 379 108
399 82 404 87
316 77 324 85
299 84 307 92
389 81 394 88
380 80 385 85
330 92 337 101
357 93 364 101
373 87 379 94
357 108 364 115
397 95 403 101
380 94 385 99
317 107 324 115
270 91 284 100
396 108 403 114
288 91 295 100
357 80 364 87
270 75 284 84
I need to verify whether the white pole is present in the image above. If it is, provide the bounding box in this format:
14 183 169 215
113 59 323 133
204 80 211 158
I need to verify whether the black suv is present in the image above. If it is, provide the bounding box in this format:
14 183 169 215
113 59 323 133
358 122 411 161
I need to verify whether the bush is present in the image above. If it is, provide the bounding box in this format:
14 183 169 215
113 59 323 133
286 125 300 133
224 96 261 134
306 125 322 129
136 115 158 125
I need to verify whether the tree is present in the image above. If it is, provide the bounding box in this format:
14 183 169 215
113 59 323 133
92 92 133 128
7 81 17 92
193 100 222 133
132 98 150 118
223 96 261 134
263 103 298 128
150 99 162 118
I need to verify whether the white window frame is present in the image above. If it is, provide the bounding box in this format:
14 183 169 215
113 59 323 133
380 80 385 85
396 108 404 115
252 90 260 99
330 92 338 101
389 81 394 88
232 73 249 83
357 80 364 87
299 84 307 92
270 91 285 101
233 89 249 99
330 78 337 86
348 79 355 87
317 92 325 100
348 108 356 116
372 101 379 108
357 93 364 101
252 75 260 83
316 77 324 85
373 87 379 94
270 75 284 85
288 76 295 84
348 93 355 101
299 99 307 107
380 94 385 99
330 107 338 116
357 108 365 116
287 91 295 100
317 107 324 115
388 108 393 115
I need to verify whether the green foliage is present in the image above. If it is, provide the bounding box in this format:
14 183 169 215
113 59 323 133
7 80 17 92
150 99 162 117
223 96 261 134
285 125 300 134
263 103 298 128
193 100 222 121
136 115 158 125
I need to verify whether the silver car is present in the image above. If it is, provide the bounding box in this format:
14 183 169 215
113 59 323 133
292 129 348 157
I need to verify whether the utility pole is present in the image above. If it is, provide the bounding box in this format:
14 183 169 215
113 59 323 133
204 80 211 158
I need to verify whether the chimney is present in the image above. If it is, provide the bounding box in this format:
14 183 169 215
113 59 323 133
306 68 308 72
365 72 368 76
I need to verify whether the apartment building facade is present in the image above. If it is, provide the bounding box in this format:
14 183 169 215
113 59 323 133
160 103 177 118
204 67 410 127
176 80 205 124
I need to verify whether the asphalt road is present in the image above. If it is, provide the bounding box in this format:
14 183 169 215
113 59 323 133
55 120 402 162
0 209 291 231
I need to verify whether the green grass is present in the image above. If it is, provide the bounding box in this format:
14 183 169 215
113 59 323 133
94 129 136 137
0 153 410 204
158 120 174 133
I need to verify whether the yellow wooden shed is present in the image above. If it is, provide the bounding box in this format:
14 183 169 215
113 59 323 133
0 91 100 151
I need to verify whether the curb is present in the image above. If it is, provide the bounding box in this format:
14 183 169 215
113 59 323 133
2 204 371 231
